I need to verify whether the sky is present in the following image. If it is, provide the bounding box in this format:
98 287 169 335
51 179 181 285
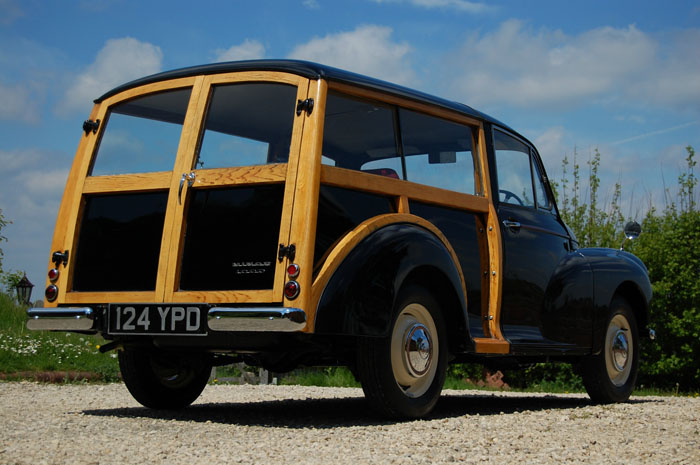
0 0 698 294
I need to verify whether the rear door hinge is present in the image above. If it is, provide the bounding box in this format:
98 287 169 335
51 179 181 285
82 119 100 135
278 243 296 262
296 98 314 116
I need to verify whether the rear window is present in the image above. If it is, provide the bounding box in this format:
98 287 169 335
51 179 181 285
90 88 192 176
195 83 297 169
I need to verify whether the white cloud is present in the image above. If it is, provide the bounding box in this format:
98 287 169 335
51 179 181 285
288 25 415 85
0 148 42 171
58 37 163 115
0 82 40 124
446 20 658 108
372 0 490 13
302 0 320 9
214 39 266 62
533 126 568 172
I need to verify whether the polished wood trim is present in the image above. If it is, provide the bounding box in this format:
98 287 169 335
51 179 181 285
99 77 198 108
272 80 311 300
476 125 508 351
286 79 327 331
472 337 510 354
311 213 467 325
205 71 308 87
191 164 287 187
397 195 410 213
64 291 156 304
328 81 482 128
57 102 110 303
82 172 171 193
320 166 489 213
160 76 208 301
170 290 275 304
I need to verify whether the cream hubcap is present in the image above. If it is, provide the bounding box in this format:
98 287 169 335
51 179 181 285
391 303 438 398
605 314 633 387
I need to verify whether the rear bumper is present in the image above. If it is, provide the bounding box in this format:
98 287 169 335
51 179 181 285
26 306 306 333
207 307 306 332
26 308 96 331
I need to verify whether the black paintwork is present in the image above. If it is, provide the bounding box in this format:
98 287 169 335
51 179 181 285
313 185 395 271
578 248 652 353
73 192 167 291
408 202 485 338
314 223 471 352
179 185 284 291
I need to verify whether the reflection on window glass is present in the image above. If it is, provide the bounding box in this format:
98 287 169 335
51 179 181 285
322 91 401 176
91 88 192 176
197 83 296 169
400 109 477 194
533 161 552 210
494 130 534 207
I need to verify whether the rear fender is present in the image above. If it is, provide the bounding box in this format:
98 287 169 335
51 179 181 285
313 214 469 350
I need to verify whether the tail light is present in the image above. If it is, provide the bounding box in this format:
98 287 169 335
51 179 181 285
45 285 58 302
284 281 300 299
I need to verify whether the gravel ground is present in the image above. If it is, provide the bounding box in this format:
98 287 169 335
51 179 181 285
1 382 698 464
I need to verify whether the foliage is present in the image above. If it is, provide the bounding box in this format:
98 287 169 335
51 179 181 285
0 208 9 276
0 292 120 381
553 144 700 390
280 367 361 388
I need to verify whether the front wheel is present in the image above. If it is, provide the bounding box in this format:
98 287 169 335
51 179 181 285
118 349 211 409
356 285 447 419
580 297 639 403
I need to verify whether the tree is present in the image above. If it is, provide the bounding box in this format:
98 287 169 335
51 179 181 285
0 208 9 276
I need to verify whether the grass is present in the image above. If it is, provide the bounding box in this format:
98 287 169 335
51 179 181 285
0 293 120 381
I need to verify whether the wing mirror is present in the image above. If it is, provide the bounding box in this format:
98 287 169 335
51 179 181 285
620 221 642 250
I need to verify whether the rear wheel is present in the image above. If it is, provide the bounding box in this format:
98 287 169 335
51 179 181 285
118 349 211 409
581 297 639 403
356 285 447 419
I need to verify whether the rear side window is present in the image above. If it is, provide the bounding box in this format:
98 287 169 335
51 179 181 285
196 83 297 169
400 108 478 195
322 91 402 177
91 87 192 176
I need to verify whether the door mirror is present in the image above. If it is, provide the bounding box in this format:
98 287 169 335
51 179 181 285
620 221 642 250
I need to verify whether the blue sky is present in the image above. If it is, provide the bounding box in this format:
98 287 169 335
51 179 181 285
1 0 698 293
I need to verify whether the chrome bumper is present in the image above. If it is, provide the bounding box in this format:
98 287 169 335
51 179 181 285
26 306 307 333
207 307 306 332
26 307 96 331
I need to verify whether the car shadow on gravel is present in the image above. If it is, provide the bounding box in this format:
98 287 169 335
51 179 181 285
81 391 657 428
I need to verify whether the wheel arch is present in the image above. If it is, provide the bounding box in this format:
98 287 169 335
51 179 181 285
581 248 652 354
312 214 471 353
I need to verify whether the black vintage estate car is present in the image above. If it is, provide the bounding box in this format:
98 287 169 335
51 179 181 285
27 60 652 418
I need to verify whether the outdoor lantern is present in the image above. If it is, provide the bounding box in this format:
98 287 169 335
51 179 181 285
15 274 34 306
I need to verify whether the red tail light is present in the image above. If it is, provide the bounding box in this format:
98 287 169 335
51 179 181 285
284 281 300 299
45 285 58 302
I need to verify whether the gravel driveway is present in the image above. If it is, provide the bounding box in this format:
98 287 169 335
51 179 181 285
1 382 698 464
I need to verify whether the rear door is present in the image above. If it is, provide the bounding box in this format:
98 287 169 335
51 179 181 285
64 73 310 306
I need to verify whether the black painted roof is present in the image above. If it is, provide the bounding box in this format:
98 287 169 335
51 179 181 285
96 59 512 130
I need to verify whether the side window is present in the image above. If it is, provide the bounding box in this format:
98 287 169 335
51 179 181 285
400 109 478 195
91 87 192 176
196 83 297 169
494 130 535 207
322 91 402 178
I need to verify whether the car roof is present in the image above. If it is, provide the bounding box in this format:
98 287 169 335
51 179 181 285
95 59 518 132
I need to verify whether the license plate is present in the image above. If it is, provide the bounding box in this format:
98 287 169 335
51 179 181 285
108 304 208 336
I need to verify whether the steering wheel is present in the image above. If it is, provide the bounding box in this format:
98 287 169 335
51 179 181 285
499 189 524 206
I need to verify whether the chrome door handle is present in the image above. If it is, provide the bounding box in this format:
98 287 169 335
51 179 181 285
502 219 521 229
178 171 196 205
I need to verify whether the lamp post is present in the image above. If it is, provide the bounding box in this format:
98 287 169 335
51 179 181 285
15 274 34 306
